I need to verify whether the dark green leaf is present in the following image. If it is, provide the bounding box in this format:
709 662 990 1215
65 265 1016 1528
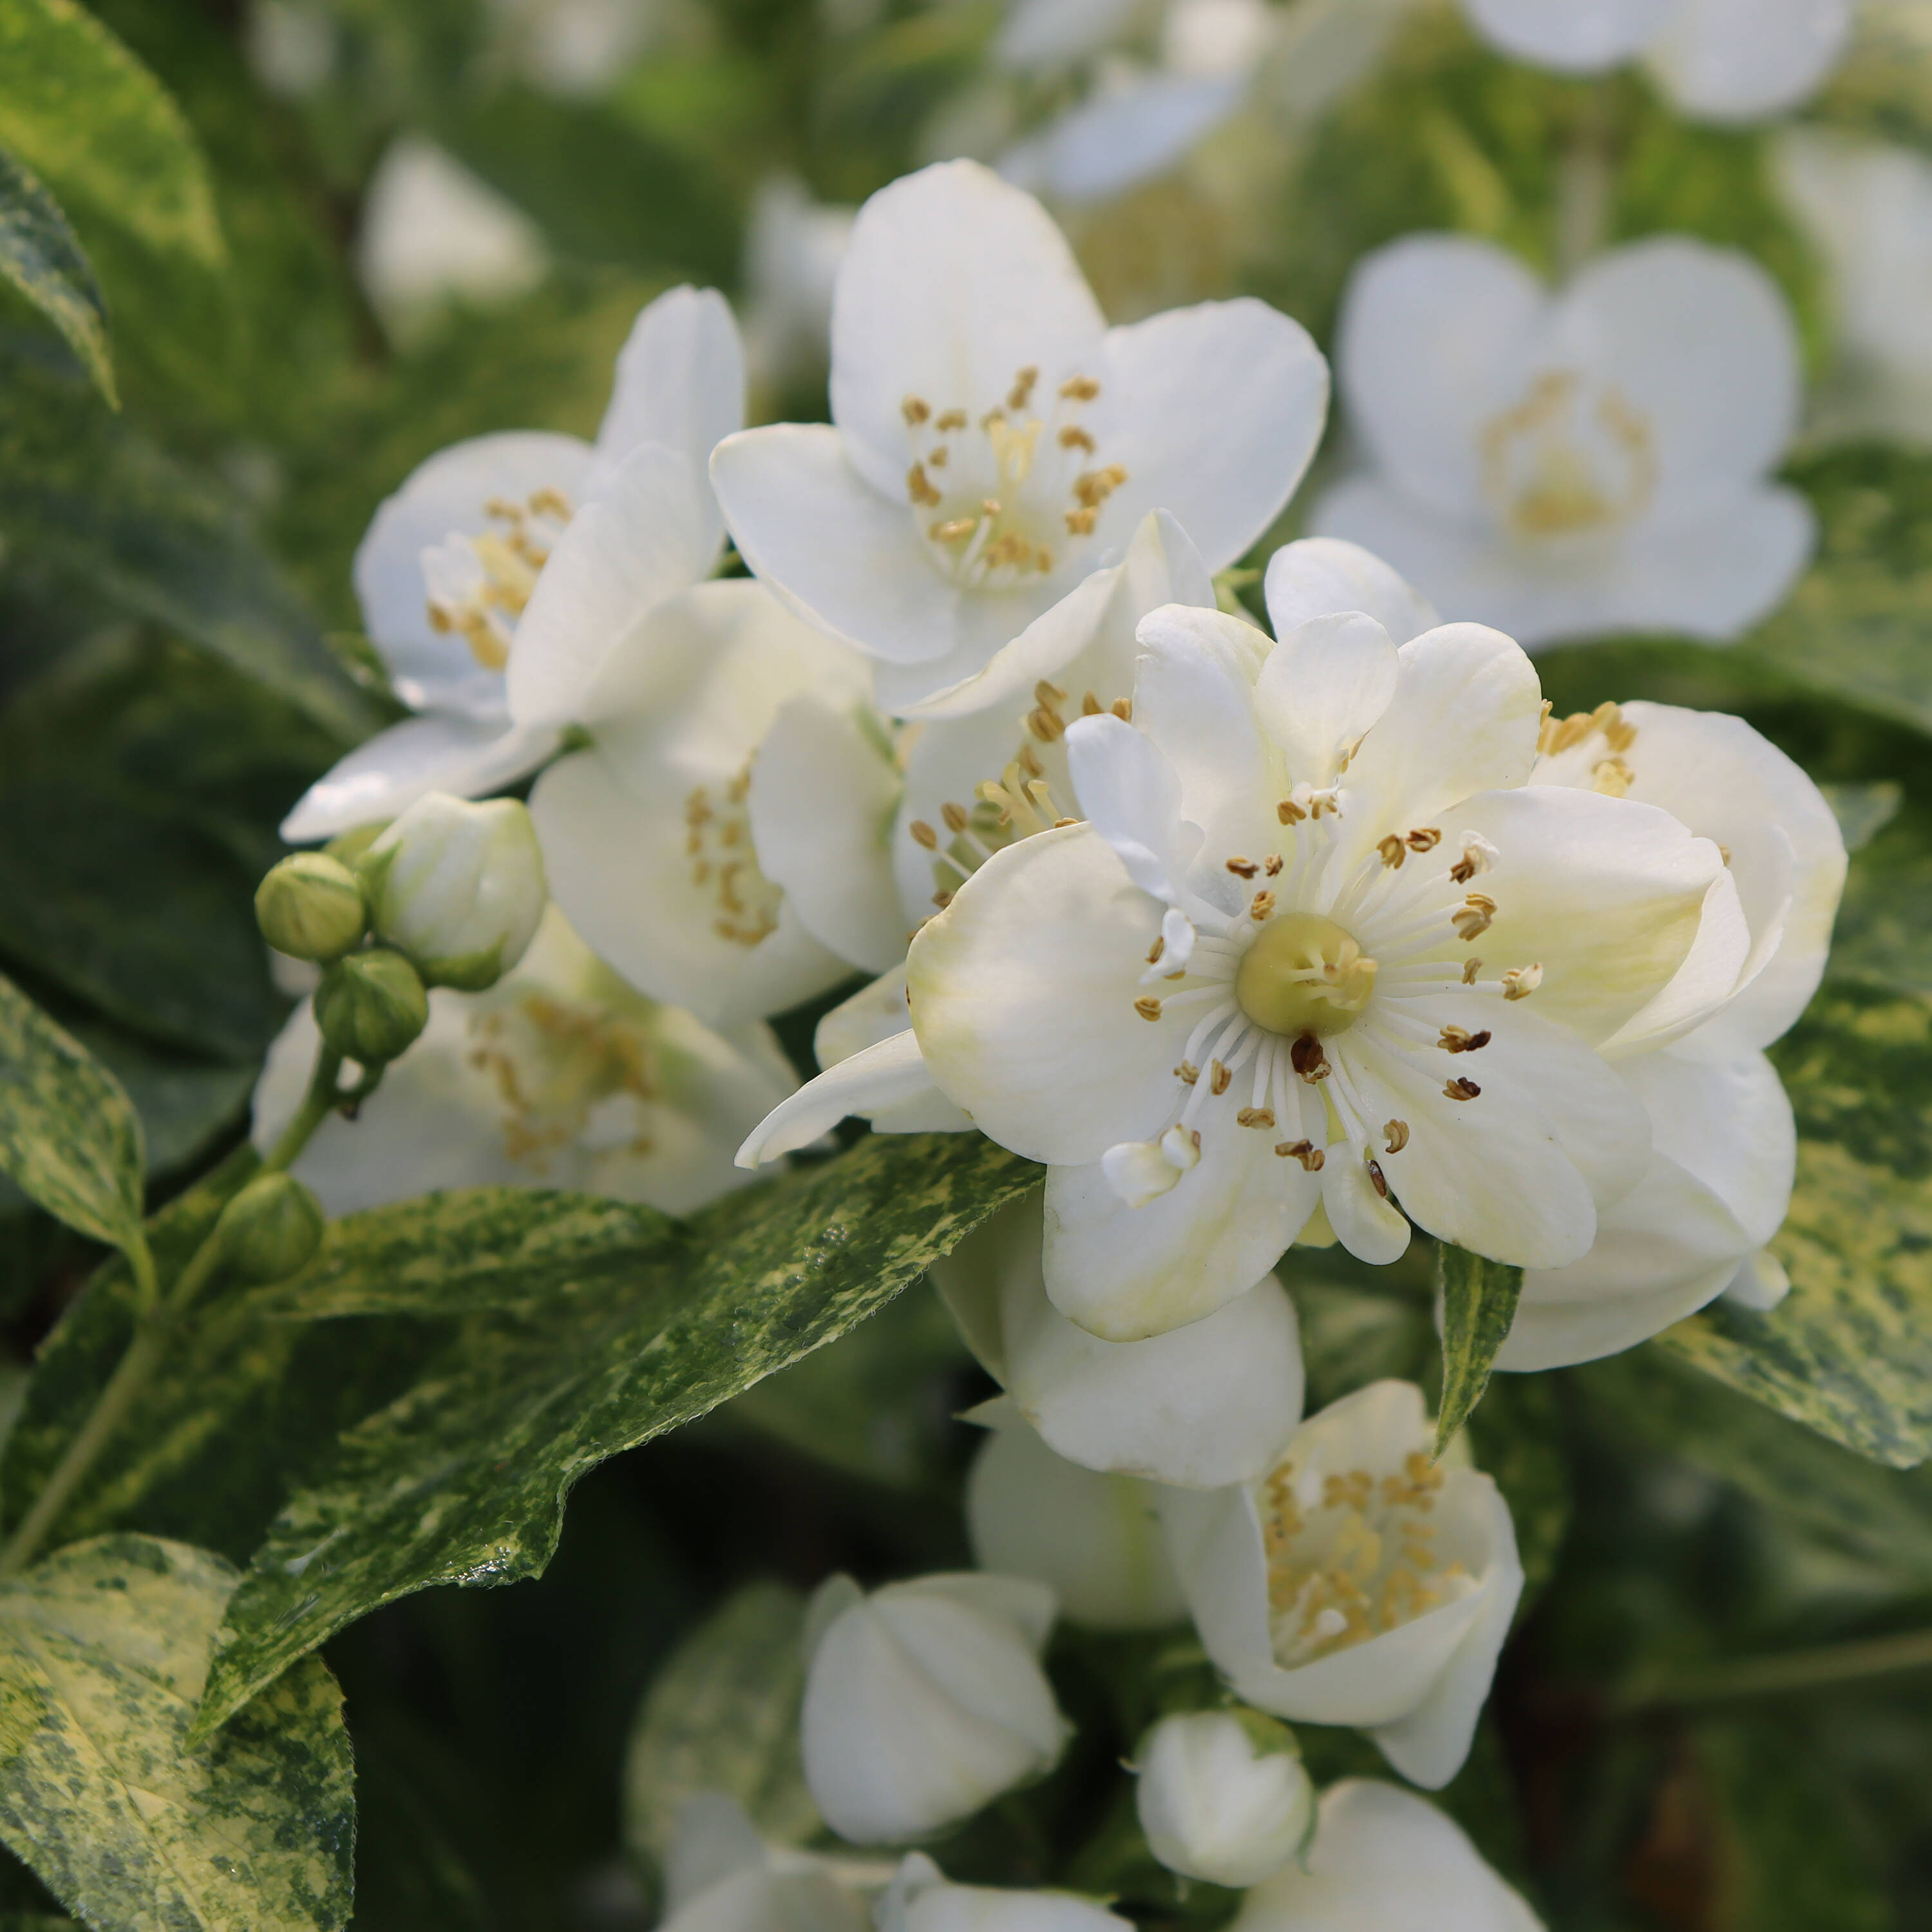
0 1534 352 1932
0 147 109 403
621 1582 818 1870
0 973 142 1256
1660 987 1932 1466
195 1136 1039 1734
1465 1372 1572 1611
77 1026 254 1182
1435 1243 1522 1455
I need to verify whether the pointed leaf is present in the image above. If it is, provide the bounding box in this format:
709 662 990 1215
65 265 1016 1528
1434 1242 1522 1456
0 147 110 403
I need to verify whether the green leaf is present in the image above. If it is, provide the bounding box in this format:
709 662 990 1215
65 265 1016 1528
1464 1372 1572 1612
1659 987 1932 1467
195 1136 1039 1735
0 1533 351 1932
1434 1243 1522 1456
0 147 110 404
621 1582 819 1871
0 0 221 272
0 973 143 1256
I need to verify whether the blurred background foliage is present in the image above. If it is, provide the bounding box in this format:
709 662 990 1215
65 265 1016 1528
8 1 1932 1927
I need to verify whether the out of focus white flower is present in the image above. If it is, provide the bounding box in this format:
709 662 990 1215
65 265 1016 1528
1776 129 1932 448
1134 1710 1314 1887
1230 1779 1543 1929
1162 1381 1522 1788
711 158 1327 717
1314 234 1813 649
876 1853 1130 1932
658 1794 875 1932
285 285 743 842
355 137 549 345
1497 696 1845 1367
361 792 547 990
800 1573 1070 1844
245 0 337 96
743 176 856 397
488 0 661 94
967 1420 1188 1629
1461 0 1851 122
253 905 799 1216
934 1194 1304 1487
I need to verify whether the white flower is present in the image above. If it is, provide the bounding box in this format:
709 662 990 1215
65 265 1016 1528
1312 234 1814 649
252 905 799 1217
353 137 549 346
1461 0 1851 122
658 1794 875 1932
361 791 547 989
800 1573 1071 1845
743 175 856 397
1133 1710 1314 1888
1776 129 1932 448
283 283 743 842
876 1853 1130 1932
934 1193 1304 1487
1161 1382 1524 1789
1230 1779 1543 1930
1496 696 1845 1368
710 158 1327 718
488 0 659 96
892 568 1740 1341
967 1419 1188 1631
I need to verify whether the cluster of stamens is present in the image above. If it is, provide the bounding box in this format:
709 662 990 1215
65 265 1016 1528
901 369 1126 585
1480 369 1658 544
1262 1450 1470 1665
424 487 573 670
685 766 782 947
468 992 657 1173
1537 698 1641 797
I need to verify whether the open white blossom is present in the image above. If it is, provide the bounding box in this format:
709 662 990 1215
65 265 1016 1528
743 175 856 398
1498 696 1845 1367
253 906 797 1216
1461 0 1851 122
1161 1382 1524 1788
284 284 742 842
1312 234 1813 649
967 1419 1188 1630
1231 1779 1544 1930
710 158 1327 718
658 1794 875 1932
877 1854 1130 1932
1776 129 1932 448
487 0 661 95
835 565 1738 1343
1134 1710 1314 1888
934 1193 1304 1487
800 1573 1071 1845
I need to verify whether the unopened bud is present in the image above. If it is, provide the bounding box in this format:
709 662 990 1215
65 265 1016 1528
314 947 428 1064
216 1172 325 1285
1134 1710 1313 1888
359 792 546 990
255 854 366 963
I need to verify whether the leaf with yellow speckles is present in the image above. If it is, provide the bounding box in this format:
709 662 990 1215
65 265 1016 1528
1434 1242 1522 1457
0 1534 352 1932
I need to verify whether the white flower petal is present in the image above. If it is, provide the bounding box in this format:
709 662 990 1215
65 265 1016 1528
1000 70 1248 205
710 424 963 666
1065 713 1194 905
829 160 1105 504
1254 611 1399 790
813 966 974 1134
506 441 717 728
737 1030 952 1167
279 714 558 844
354 430 593 714
1318 1141 1412 1265
996 0 1141 69
1262 535 1439 645
1647 0 1852 122
1460 0 1671 70
1598 865 1754 1057
1100 298 1329 574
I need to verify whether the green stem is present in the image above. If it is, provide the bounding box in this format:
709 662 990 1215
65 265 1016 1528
1618 1627 1932 1711
0 1040 348 1581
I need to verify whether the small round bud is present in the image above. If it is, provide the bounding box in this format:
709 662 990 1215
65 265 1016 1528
359 793 547 990
1134 1710 1313 1888
216 1173 326 1285
314 948 429 1065
255 854 366 963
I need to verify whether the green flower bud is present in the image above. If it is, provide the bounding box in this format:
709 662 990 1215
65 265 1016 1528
359 792 547 991
254 854 366 962
314 947 429 1064
216 1172 326 1285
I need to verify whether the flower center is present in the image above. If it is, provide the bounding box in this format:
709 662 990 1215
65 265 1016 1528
900 370 1127 589
685 765 783 948
424 486 574 670
1479 370 1656 544
1235 912 1378 1038
1260 1450 1474 1666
